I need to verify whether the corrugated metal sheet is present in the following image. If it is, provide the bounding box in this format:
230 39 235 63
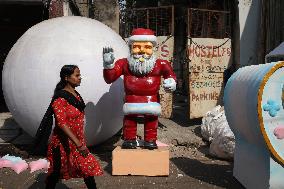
259 0 284 64
264 0 284 53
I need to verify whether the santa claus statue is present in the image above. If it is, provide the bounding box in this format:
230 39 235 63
103 28 176 149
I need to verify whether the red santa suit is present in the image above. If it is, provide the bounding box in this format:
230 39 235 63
103 58 176 142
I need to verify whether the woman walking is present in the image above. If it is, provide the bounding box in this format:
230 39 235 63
36 65 103 189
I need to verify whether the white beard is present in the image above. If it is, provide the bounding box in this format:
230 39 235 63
127 54 156 76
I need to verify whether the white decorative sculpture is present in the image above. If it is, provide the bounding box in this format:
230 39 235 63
224 61 284 188
2 16 129 146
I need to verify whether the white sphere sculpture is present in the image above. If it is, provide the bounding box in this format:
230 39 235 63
2 16 129 146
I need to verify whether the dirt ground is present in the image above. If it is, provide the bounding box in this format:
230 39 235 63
0 96 244 189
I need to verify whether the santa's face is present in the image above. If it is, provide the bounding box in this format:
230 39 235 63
128 41 156 76
131 41 153 57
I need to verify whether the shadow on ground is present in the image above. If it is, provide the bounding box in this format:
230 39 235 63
27 173 69 189
171 93 202 127
89 129 122 175
171 157 244 189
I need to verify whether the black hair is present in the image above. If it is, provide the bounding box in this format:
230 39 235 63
54 65 79 94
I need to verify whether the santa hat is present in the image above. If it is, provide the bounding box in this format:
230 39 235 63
128 28 157 46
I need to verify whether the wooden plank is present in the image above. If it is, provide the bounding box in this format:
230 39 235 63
188 38 232 73
189 72 224 118
157 36 174 118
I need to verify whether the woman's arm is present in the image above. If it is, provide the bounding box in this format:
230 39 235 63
60 125 81 147
60 126 88 157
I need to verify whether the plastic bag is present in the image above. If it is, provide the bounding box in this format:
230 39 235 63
209 116 235 159
201 105 223 142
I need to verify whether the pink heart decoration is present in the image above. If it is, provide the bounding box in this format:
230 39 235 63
156 140 169 147
0 159 12 168
10 160 28 174
29 159 50 173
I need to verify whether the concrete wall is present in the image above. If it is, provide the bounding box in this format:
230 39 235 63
93 0 119 33
75 0 89 17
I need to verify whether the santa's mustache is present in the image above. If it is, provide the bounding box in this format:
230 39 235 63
132 53 151 59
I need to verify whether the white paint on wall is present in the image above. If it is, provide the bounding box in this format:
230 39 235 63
63 0 75 16
63 1 70 16
239 0 262 66
239 0 252 36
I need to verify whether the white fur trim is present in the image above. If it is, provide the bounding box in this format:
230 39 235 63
128 35 157 46
103 63 115 69
123 102 161 115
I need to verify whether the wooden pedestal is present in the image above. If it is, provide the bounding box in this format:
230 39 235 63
112 146 169 176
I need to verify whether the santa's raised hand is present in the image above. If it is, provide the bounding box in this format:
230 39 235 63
103 47 115 69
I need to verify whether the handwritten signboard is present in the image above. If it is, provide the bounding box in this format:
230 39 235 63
188 38 231 118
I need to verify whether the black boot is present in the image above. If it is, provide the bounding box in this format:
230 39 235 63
121 140 137 149
84 176 97 189
144 141 157 150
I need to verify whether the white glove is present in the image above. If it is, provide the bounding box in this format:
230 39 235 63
103 47 115 69
163 78 176 92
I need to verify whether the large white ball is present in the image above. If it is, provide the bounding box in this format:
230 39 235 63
2 16 128 146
